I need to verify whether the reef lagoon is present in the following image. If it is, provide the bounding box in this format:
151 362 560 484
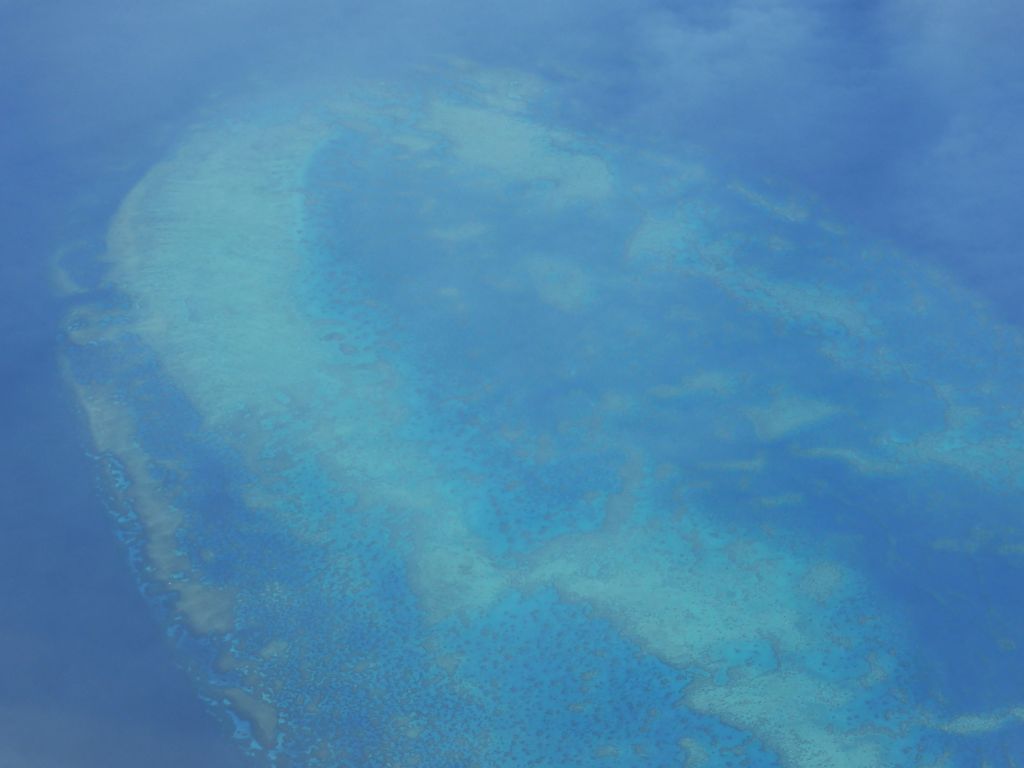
6 3 1024 767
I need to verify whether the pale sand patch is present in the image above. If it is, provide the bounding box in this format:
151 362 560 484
424 102 613 204
938 706 1024 736
688 669 890 768
797 445 903 476
50 241 90 297
747 396 840 441
65 374 235 635
729 182 809 222
223 687 279 749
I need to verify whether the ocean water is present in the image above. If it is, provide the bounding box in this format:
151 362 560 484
5 3 1024 767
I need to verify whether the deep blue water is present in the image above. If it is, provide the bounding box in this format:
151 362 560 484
0 111 249 768
4 2 1024 767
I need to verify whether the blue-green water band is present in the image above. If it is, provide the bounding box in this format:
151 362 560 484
61 68 1024 766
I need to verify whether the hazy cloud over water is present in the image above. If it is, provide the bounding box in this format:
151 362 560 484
521 0 1024 317
3 0 1022 314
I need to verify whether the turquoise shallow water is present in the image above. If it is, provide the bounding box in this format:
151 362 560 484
60 67 1024 766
